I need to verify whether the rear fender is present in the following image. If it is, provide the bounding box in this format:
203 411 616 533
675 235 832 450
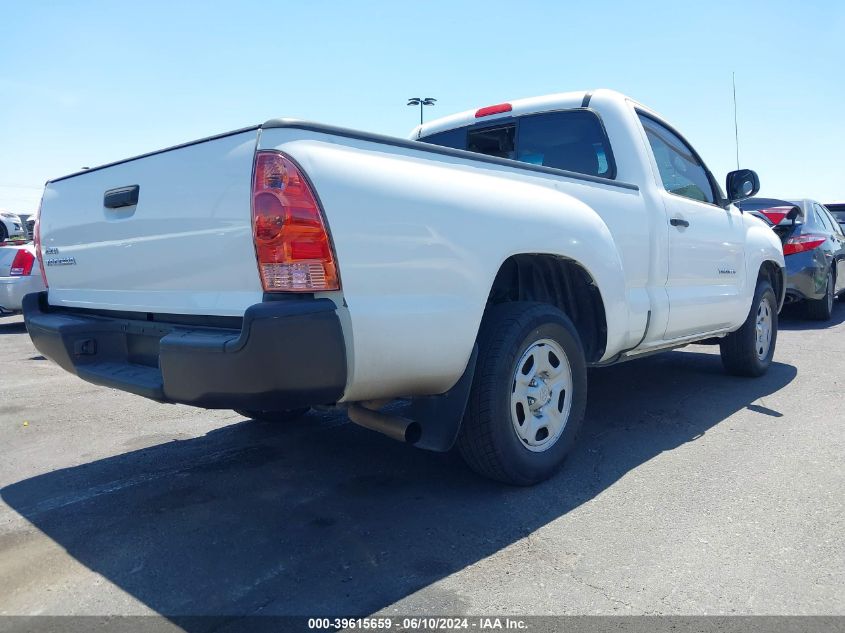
260 127 632 401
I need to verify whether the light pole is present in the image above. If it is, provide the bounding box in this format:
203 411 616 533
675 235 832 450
407 97 436 125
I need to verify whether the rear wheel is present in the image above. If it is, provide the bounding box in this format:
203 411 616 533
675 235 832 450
235 408 310 423
0 223 7 241
804 269 834 321
720 278 777 377
457 302 587 486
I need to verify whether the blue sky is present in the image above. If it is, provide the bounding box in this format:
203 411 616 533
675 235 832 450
1 0 843 213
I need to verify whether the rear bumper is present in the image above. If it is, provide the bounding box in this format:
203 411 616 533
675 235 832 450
783 251 829 303
0 275 46 314
22 292 347 410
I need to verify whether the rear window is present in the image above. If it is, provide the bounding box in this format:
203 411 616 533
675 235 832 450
420 109 615 179
468 125 515 160
421 127 466 152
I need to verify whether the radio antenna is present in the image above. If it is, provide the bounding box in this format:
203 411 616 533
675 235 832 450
732 72 740 169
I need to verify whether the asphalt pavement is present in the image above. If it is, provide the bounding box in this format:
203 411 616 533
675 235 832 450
0 304 843 624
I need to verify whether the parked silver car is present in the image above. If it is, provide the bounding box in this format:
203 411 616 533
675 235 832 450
0 243 46 315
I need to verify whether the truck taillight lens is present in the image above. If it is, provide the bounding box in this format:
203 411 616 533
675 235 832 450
783 234 826 256
251 151 339 292
9 250 35 276
33 197 48 287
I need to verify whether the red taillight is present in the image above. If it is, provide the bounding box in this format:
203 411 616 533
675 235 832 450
9 249 35 276
33 198 48 287
251 151 339 292
783 234 826 256
475 103 512 118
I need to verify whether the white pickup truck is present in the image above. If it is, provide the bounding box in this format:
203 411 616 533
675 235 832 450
25 89 785 485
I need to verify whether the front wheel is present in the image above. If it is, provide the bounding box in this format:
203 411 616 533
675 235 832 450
719 278 778 377
457 302 587 486
235 408 310 423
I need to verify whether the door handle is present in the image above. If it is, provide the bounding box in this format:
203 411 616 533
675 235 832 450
670 218 690 228
104 185 140 209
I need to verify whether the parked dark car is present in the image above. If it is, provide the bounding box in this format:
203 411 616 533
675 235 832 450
740 198 845 320
826 202 845 231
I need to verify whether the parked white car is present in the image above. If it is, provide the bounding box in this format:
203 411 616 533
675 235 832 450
0 211 26 241
0 242 46 315
25 89 785 484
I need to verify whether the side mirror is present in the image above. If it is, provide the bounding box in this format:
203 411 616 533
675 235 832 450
726 169 760 204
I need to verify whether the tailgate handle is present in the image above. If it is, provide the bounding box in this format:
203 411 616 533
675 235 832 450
104 185 140 209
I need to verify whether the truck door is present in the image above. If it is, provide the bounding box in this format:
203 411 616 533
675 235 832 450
637 113 746 340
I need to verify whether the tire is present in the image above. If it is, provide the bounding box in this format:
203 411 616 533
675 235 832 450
457 302 587 486
804 268 834 321
235 408 310 423
0 223 7 241
719 278 777 377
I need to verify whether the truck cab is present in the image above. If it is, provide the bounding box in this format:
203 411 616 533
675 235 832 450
414 89 782 349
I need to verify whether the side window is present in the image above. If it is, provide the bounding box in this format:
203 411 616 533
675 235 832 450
830 211 843 235
638 114 716 204
817 204 842 235
516 110 615 178
813 204 830 231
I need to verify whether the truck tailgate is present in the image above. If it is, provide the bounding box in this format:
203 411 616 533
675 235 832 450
39 128 262 316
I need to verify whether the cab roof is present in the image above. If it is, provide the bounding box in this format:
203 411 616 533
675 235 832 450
411 89 633 139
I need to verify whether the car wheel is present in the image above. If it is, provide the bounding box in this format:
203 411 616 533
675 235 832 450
804 269 834 321
235 408 310 423
457 301 587 486
720 278 778 377
0 223 7 241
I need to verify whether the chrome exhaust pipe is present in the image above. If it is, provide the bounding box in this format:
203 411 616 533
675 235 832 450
347 403 422 445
